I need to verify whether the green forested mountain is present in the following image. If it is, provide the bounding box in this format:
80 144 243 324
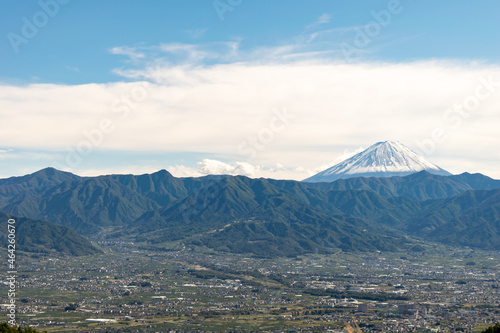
130 176 405 256
301 170 499 201
0 211 101 256
0 167 81 207
1 168 500 257
407 189 500 249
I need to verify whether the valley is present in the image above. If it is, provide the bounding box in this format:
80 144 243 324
2 158 500 332
1 242 499 332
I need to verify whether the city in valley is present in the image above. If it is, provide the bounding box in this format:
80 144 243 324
2 2 500 332
2 240 499 332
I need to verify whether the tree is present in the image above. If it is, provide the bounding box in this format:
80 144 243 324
482 323 500 333
0 322 44 332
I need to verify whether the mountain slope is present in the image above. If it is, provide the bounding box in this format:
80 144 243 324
302 171 485 201
109 170 194 207
2 167 500 256
449 172 500 190
0 169 227 235
3 176 162 234
131 176 406 256
0 211 101 256
0 167 81 207
304 141 450 182
407 189 500 249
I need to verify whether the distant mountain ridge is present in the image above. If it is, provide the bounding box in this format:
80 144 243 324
304 141 450 182
302 170 500 200
2 167 500 257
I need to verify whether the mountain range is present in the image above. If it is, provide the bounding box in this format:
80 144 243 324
2 165 500 257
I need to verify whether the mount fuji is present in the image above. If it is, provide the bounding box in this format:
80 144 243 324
304 140 451 183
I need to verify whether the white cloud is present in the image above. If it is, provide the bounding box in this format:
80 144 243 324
2 37 500 180
316 13 331 25
166 165 202 178
3 10 499 181
305 13 332 33
0 149 52 161
0 149 12 159
62 159 311 180
185 28 207 39
76 165 161 177
110 46 146 62
198 159 257 177
65 65 80 72
110 41 241 71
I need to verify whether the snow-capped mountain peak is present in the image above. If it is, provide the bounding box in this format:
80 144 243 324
303 140 451 182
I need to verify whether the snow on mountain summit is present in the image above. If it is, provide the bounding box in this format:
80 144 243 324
303 140 451 182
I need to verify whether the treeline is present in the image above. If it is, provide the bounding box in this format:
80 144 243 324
0 323 43 333
482 324 500 333
302 288 410 302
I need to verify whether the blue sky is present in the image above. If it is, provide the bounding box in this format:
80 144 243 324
1 0 500 179
2 0 499 84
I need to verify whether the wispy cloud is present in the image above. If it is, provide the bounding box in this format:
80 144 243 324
0 149 13 159
110 46 147 62
110 41 241 75
185 28 207 39
65 65 80 72
0 149 55 162
107 15 386 69
316 13 331 25
303 13 332 32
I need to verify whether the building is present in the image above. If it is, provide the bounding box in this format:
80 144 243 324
358 303 369 313
398 303 418 315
